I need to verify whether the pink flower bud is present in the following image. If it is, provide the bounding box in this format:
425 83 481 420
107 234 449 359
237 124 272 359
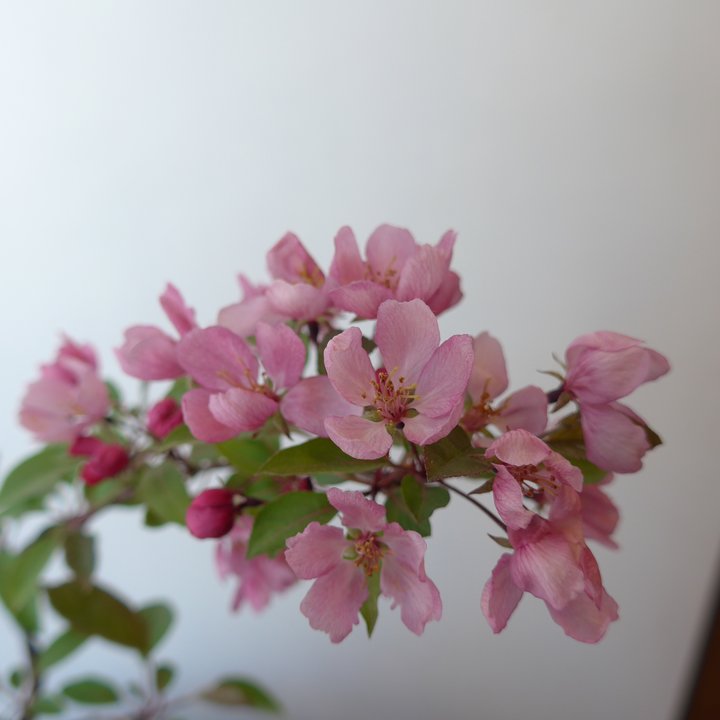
186 489 236 539
81 443 130 486
69 435 104 457
147 398 184 439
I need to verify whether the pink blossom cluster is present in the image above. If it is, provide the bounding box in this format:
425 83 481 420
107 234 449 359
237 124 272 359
18 225 669 645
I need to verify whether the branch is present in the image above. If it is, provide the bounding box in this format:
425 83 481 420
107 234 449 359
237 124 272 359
438 480 507 532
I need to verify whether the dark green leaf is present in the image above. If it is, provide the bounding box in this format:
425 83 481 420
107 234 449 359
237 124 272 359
153 424 194 452
137 464 190 526
217 438 275 479
422 428 494 481
64 532 95 584
139 603 174 652
247 492 336 558
9 668 26 688
385 478 450 536
31 695 65 715
201 678 281 711
62 678 118 704
156 663 175 691
165 376 192 402
38 629 88 672
569 457 607 485
260 438 385 476
48 581 149 654
488 534 513 549
104 381 122 407
0 445 81 516
360 571 380 637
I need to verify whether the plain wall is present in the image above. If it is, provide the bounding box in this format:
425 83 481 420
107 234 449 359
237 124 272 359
1 2 719 719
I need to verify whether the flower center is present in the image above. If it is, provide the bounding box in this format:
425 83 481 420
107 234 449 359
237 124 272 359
370 368 417 423
505 463 559 499
352 532 386 576
365 259 399 290
463 392 498 432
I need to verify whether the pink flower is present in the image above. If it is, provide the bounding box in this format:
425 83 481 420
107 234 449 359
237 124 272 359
482 486 618 643
485 429 583 530
323 299 474 459
563 331 670 473
216 516 297 612
285 488 441 642
581 476 620 549
218 275 288 339
116 284 197 381
19 337 109 443
187 488 237 539
463 332 548 435
146 397 184 439
177 322 306 442
70 436 130 486
328 225 462 319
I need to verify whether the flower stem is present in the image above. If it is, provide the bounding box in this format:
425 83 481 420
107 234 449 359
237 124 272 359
438 480 507 532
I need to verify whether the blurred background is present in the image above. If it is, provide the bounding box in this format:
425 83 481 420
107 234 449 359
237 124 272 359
1 2 718 719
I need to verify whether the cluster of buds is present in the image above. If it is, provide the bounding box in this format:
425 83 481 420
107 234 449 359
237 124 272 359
18 225 669 644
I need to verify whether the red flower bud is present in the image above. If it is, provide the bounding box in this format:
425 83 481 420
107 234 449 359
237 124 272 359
81 443 130 486
69 435 103 457
147 398 184 439
186 488 236 539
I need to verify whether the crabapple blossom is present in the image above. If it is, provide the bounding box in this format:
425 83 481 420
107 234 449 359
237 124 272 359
187 489 237 539
285 488 441 642
70 436 130 486
146 397 184 439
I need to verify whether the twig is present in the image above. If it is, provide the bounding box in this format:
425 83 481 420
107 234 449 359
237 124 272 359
438 480 507 532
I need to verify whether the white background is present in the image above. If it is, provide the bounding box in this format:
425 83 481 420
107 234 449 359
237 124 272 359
1 2 718 719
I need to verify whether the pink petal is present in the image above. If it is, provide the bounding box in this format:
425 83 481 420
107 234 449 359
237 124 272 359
565 331 643 366
115 326 184 380
481 554 524 633
328 281 394 319
645 349 671 382
255 322 306 390
381 524 442 634
57 336 98 371
365 225 417 279
425 270 462 315
299 560 368 643
485 429 551 467
159 283 197 337
402 403 463 446
581 483 620 549
324 415 393 460
326 488 386 533
509 532 585 610
581 402 650 473
328 226 365 284
467 332 509 403
495 386 548 435
209 387 278 434
176 326 258 391
547 588 619 643
375 299 440 383
281 376 362 437
266 232 324 285
544 452 584 493
266 280 328 321
413 334 474 417
492 467 535 530
285 523 348 579
396 245 447 303
218 296 287 339
324 327 375 406
181 388 238 442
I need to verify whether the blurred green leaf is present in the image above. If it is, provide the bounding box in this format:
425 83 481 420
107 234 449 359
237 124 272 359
422 427 493 481
360 571 380 638
165 377 191 402
385 477 450 536
156 663 175 691
247 492 336 558
62 678 118 704
201 678 281 711
260 438 385 476
488 534 513 549
64 532 95 584
38 629 88 672
139 603 174 653
217 438 275 479
48 581 149 654
0 445 80 516
153 424 194 452
31 695 65 715
138 464 190 526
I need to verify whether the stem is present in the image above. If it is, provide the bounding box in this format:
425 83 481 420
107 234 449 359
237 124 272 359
438 480 507 532
19 635 41 720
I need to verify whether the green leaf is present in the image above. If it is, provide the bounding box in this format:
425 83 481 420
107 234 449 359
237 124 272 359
360 570 380 637
488 534 513 549
153 424 194 452
247 492 336 558
62 678 118 704
48 581 149 654
38 629 88 672
64 532 95 584
9 668 26 687
217 438 275 479
84 477 131 507
139 603 174 652
422 427 494 482
0 445 81 516
156 663 175 691
385 478 450 536
165 376 192 402
201 678 281 711
0 528 63 614
137 464 190 526
260 438 385 476
104 380 122 407
31 695 65 715
569 457 607 486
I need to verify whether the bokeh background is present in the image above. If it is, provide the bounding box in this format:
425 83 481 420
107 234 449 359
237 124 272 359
1 2 718 719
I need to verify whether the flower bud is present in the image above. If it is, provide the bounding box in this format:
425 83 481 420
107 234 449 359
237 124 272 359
186 488 236 539
81 443 130 486
147 397 184 439
69 435 103 457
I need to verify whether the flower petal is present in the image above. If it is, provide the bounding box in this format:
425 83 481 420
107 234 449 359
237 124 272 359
285 522 348 579
365 225 417 278
485 429 551 467
328 226 365 284
324 415 393 460
181 388 238 442
581 482 620 549
115 326 184 381
547 588 619 643
402 403 463 446
266 280 328 321
375 299 440 383
324 327 375 406
266 232 324 285
481 554 524 633
209 387 278 434
159 283 196 337
218 296 287 339
425 270 462 315
396 245 447 303
492 467 535 530
467 332 509 403
326 488 386 533
495 386 548 435
329 281 394 319
255 322 306 390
